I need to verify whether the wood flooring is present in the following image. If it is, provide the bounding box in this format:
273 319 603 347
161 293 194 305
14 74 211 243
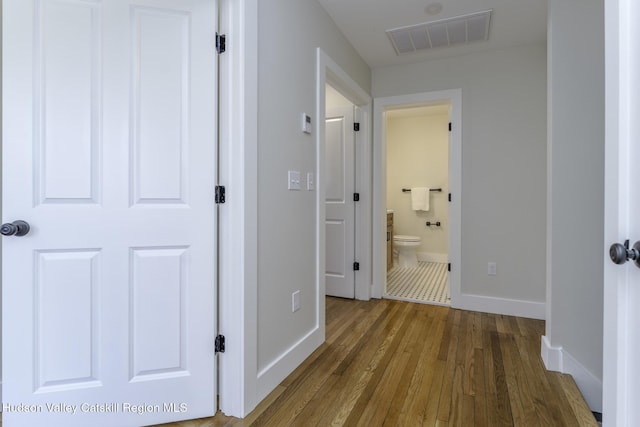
158 297 599 427
0 298 596 426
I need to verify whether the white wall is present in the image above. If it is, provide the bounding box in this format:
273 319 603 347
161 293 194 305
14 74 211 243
543 0 604 412
387 110 449 259
374 44 547 309
252 0 370 407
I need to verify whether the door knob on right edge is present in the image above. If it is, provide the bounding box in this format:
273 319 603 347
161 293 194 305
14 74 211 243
0 220 30 237
609 239 640 267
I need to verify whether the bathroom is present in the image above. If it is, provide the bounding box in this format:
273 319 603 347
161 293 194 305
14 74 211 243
386 104 450 305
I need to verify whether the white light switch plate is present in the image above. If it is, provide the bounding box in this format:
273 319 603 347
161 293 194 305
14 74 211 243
307 172 314 191
292 290 301 312
288 170 301 190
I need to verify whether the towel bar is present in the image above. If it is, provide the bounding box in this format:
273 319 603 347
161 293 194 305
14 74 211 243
402 188 442 193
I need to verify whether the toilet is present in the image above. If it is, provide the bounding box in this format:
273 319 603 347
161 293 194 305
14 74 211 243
393 235 421 268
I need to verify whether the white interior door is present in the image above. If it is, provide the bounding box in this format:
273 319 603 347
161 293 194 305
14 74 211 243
2 1 217 426
325 106 356 299
603 0 640 425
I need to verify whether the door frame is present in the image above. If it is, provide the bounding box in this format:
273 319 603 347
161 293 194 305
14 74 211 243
215 0 258 418
372 90 462 304
316 48 372 310
603 0 635 424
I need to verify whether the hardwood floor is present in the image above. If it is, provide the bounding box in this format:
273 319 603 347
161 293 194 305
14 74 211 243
0 298 595 426
158 297 598 427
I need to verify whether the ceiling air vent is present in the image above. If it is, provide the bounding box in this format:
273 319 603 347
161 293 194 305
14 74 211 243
386 9 492 55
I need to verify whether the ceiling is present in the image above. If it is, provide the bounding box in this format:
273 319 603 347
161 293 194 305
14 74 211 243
317 0 548 69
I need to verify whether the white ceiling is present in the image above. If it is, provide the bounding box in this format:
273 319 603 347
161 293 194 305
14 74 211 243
317 0 548 69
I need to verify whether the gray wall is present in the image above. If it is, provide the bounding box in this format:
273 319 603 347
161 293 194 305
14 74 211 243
256 0 370 373
546 0 604 407
373 44 548 304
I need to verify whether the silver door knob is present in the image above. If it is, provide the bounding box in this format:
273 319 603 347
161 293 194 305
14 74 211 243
0 220 30 237
610 239 640 267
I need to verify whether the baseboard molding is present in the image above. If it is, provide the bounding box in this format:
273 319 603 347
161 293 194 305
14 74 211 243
255 326 323 404
417 252 448 263
541 336 603 412
541 336 563 370
455 293 546 320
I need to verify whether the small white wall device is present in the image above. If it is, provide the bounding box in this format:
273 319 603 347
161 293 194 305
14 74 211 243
301 113 312 134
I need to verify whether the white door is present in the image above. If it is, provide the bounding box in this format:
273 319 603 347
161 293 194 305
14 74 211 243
603 0 640 425
325 106 356 299
2 1 217 426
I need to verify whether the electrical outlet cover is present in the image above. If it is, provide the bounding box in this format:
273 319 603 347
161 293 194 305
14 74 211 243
488 262 497 276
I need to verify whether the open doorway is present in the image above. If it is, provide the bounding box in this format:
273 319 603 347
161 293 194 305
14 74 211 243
384 104 451 306
372 90 462 307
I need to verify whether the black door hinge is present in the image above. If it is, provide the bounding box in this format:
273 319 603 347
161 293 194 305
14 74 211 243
448 263 451 272
216 33 226 54
448 122 452 132
353 193 360 202
354 123 360 132
353 262 360 271
448 193 451 202
215 335 225 353
215 185 226 204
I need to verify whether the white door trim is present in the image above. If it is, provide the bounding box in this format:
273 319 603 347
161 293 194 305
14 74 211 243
603 0 635 424
353 105 371 301
216 0 258 418
372 90 462 304
316 48 372 307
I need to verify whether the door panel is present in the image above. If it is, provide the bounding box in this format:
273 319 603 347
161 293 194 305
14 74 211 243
36 249 101 391
130 246 188 380
3 1 217 425
325 120 346 201
325 106 355 299
325 220 346 277
132 6 189 204
36 0 100 204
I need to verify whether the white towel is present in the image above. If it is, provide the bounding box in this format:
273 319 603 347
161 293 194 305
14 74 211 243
411 187 430 211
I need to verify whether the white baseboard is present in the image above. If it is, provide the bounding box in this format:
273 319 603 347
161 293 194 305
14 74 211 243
255 326 323 404
541 336 602 412
541 335 563 370
455 293 546 320
417 252 448 263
